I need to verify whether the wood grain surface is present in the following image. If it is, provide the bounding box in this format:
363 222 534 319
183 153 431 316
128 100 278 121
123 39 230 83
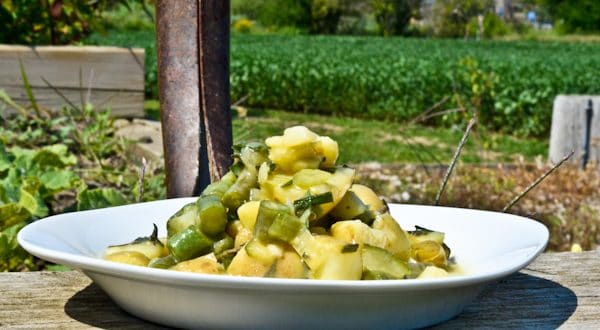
0 45 145 117
0 251 598 329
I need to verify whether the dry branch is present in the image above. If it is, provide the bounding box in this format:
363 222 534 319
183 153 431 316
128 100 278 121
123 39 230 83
502 150 575 213
435 118 476 205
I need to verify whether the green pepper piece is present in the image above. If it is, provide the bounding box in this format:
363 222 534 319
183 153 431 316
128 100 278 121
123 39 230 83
166 202 199 238
254 201 292 241
268 212 304 243
167 225 213 262
201 171 237 198
222 168 258 211
148 255 177 269
212 234 234 256
197 195 228 237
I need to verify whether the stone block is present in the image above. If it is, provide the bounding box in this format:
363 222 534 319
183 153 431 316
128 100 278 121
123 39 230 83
549 95 600 165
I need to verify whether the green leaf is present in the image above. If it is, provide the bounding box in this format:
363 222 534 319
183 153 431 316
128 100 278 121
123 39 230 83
77 188 128 211
0 143 10 172
40 169 79 192
45 264 72 271
18 186 48 218
19 59 40 117
0 203 30 231
0 222 33 271
32 144 77 168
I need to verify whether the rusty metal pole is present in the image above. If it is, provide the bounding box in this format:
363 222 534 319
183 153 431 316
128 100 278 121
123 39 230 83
198 0 233 183
156 0 232 198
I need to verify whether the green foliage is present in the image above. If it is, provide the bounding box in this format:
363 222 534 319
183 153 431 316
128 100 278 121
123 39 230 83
431 0 495 38
231 35 600 136
231 0 357 34
0 0 130 45
482 13 509 38
538 0 600 34
371 0 415 36
311 0 342 34
0 89 165 271
232 0 312 32
0 143 82 270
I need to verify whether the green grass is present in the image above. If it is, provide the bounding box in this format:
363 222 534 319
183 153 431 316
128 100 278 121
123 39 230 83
232 109 547 164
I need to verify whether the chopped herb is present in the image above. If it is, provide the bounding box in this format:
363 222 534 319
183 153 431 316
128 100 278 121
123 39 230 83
293 192 333 213
341 243 359 253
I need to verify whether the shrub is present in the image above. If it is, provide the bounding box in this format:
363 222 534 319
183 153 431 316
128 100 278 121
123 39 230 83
233 18 254 34
0 0 132 45
0 91 165 271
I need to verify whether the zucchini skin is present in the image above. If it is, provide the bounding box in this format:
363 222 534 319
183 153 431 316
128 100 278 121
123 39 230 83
167 226 214 262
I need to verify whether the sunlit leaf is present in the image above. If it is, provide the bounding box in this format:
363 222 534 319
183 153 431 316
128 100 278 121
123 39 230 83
77 188 128 211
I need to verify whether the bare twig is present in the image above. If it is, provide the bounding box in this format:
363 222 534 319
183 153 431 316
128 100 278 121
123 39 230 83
502 150 574 213
435 118 476 205
40 76 81 112
128 48 145 72
396 134 432 176
79 67 85 110
86 68 95 106
417 107 465 123
137 157 148 203
231 94 249 107
397 131 444 166
409 96 450 125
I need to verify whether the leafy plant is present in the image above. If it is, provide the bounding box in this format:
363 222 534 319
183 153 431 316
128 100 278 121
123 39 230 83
0 87 165 271
370 0 415 36
228 34 600 137
0 0 133 45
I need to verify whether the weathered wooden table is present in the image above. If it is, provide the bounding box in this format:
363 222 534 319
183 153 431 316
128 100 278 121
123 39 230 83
0 251 598 329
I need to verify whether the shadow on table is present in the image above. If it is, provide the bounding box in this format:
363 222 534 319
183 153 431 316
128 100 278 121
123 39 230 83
431 272 577 329
64 283 171 329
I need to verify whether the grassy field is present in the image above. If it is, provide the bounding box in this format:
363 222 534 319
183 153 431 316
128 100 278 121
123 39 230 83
233 109 547 165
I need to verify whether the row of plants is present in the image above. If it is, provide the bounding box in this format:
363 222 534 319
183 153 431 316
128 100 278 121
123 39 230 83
0 89 165 271
84 30 600 137
230 34 600 136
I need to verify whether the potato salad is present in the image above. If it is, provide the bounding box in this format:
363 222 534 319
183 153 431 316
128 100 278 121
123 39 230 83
104 126 455 280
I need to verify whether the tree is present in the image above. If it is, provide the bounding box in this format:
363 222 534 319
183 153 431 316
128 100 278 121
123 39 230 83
0 0 130 45
536 0 600 33
431 0 495 38
371 0 419 36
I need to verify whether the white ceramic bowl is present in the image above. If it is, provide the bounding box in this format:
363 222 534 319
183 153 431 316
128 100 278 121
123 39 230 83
18 198 548 329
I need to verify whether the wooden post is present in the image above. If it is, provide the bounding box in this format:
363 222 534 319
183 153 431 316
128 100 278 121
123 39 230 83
156 0 232 198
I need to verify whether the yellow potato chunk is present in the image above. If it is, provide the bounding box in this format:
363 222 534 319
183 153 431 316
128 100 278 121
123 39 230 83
171 254 224 274
237 201 261 231
350 184 385 213
417 266 449 279
274 246 306 279
372 213 411 261
104 251 150 267
330 220 388 247
265 126 339 173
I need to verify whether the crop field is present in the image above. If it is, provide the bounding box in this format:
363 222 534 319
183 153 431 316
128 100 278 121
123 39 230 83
87 31 600 136
231 35 600 136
